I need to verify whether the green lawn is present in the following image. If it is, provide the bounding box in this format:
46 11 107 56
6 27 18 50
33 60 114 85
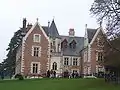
0 78 120 90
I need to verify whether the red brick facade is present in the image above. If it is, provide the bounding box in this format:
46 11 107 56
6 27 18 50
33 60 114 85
83 28 106 75
21 23 49 76
15 19 106 77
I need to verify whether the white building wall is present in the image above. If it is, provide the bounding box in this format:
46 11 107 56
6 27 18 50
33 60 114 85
55 38 61 52
50 56 61 74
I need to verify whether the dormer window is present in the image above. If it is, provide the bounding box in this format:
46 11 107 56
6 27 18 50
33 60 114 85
69 40 76 49
61 39 68 49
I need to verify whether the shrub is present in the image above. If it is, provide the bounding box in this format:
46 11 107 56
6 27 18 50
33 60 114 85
15 74 24 80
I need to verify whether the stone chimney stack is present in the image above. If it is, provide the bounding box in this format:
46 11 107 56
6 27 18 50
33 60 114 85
26 23 32 32
69 28 75 37
23 18 27 29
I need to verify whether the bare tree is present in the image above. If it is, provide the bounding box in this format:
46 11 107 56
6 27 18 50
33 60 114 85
90 0 120 39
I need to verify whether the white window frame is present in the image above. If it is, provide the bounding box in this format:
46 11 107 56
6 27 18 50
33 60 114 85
32 46 41 57
96 51 103 61
31 62 40 74
63 56 70 65
72 57 79 66
33 34 41 43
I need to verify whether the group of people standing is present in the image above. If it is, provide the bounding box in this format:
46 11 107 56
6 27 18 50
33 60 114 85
64 71 79 78
47 70 56 78
46 70 79 78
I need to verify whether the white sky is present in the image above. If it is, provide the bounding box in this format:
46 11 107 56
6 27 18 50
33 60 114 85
0 0 99 62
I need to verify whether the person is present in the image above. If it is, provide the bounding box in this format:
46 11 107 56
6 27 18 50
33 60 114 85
50 70 54 78
75 71 79 78
53 71 56 78
47 70 50 78
69 72 72 79
72 72 75 78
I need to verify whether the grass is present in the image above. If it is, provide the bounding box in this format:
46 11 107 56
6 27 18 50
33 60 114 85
0 78 120 90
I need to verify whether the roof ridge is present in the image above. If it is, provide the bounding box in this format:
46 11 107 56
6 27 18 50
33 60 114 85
42 26 48 27
60 35 84 38
87 28 98 30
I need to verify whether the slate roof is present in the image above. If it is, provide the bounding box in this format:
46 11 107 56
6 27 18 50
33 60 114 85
42 20 60 38
60 35 84 56
49 20 59 38
42 26 49 36
87 28 97 43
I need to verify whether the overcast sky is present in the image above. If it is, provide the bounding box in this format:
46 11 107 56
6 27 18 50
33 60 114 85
0 0 98 62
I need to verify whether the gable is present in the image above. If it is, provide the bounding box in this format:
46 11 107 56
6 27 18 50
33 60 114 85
24 22 49 41
90 27 105 45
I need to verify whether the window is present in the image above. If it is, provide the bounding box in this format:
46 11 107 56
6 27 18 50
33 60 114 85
97 38 102 46
64 57 69 65
53 40 55 46
61 39 68 49
32 46 41 57
69 40 76 49
33 34 41 42
32 63 38 74
52 62 57 70
50 43 52 48
70 42 76 49
87 67 91 74
96 65 104 73
50 49 53 53
73 58 78 66
98 52 103 61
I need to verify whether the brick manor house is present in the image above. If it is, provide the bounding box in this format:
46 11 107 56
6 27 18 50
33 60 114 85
15 18 106 77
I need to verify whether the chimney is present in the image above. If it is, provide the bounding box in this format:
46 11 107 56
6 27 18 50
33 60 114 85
27 23 32 32
23 18 27 29
48 21 50 28
85 24 87 29
69 28 75 37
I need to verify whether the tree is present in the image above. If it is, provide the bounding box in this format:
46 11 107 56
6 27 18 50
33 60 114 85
0 18 27 77
90 0 120 39
90 1 120 81
0 28 26 77
104 38 120 69
5 28 25 76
